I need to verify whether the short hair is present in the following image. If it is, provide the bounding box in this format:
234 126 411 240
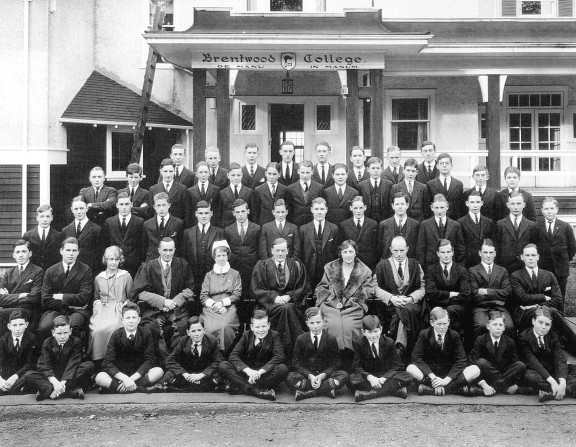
504 166 521 177
508 190 523 201
299 160 313 169
245 142 259 151
311 197 327 207
472 164 488 175
71 196 86 206
362 315 382 331
339 239 358 256
90 166 105 175
232 199 248 210
195 161 209 171
196 200 211 210
187 315 204 329
159 237 175 247
266 162 280 171
9 309 28 323
228 162 242 172
332 162 347 173
13 239 31 251
350 195 365 206
436 152 452 164
467 190 482 199
126 163 143 176
122 302 140 317
36 204 53 214
205 146 221 156
305 307 323 321
102 245 124 266
117 192 130 201
52 315 70 329
541 196 558 207
488 310 504 322
154 192 170 204
350 146 365 155
61 237 79 249
391 191 408 204
273 199 287 209
430 307 448 321
432 193 447 204
481 238 495 249
403 158 418 169
522 243 538 254
159 158 176 169
272 238 287 248
251 309 268 323
534 306 553 321
366 157 382 168
436 238 453 251
386 145 401 154
280 141 295 150
171 143 186 154
315 141 331 151
421 141 436 150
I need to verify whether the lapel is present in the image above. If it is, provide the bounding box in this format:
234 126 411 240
321 223 332 249
477 264 489 283
316 331 328 352
244 222 257 242
257 332 272 360
12 264 33 291
444 219 455 239
517 218 529 240
206 227 219 249
428 219 440 239
63 262 80 288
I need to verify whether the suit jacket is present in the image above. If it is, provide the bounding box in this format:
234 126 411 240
278 162 300 186
352 334 408 379
498 188 537 222
165 334 223 377
299 220 340 279
357 178 394 223
469 333 521 372
519 328 567 380
378 216 420 261
148 182 191 225
323 185 358 225
457 214 494 268
118 186 151 220
225 221 261 282
411 327 467 379
416 217 465 268
37 335 83 381
339 217 379 271
187 183 220 228
242 165 266 189
0 330 38 378
291 330 341 377
383 166 404 184
464 186 503 223
228 329 285 372
346 169 370 190
425 261 471 309
494 216 538 273
312 163 334 189
427 177 465 220
416 161 439 185
536 217 576 277
182 225 224 284
0 262 44 313
218 185 254 229
259 220 301 260
62 220 101 274
252 182 288 226
286 181 323 228
510 268 562 311
468 263 512 309
170 166 196 189
22 228 63 271
208 166 229 190
79 185 118 226
102 326 156 378
251 257 310 307
142 215 184 261
41 261 93 314
392 180 430 222
100 215 145 274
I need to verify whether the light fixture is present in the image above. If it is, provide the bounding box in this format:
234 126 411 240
282 71 294 95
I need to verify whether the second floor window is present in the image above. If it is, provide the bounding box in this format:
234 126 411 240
271 0 303 11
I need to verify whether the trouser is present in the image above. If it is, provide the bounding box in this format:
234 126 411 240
522 364 576 394
162 370 222 392
285 370 348 394
38 310 88 342
24 361 95 397
348 374 407 394
219 361 289 393
473 359 526 391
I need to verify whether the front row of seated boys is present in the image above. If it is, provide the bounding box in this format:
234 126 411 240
2 301 575 403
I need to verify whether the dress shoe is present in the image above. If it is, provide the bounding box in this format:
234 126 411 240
516 385 535 395
250 388 275 401
327 389 336 399
538 390 554 403
417 384 435 396
468 385 484 397
355 390 378 403
452 385 470 396
35 391 49 402
394 387 408 399
225 384 243 395
295 390 317 401
68 388 84 400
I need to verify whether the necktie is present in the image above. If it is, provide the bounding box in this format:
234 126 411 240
438 218 444 234
321 165 326 184
514 217 519 233
58 345 64 359
128 334 135 341
443 265 449 281
277 262 285 287
15 338 20 352
374 179 378 190
408 182 413 195
159 217 165 232
397 220 404 235
95 187 100 198
393 168 398 182
201 183 206 196
18 265 23 277
443 177 448 192
357 170 362 183
478 187 483 196
547 221 553 237
202 224 206 235
277 262 283 274
130 188 135 201
165 183 170 193
314 336 319 350
41 229 46 243
272 184 276 197
212 168 216 180
278 222 283 233
192 343 199 357
317 221 322 238
304 182 308 193
428 165 432 176
65 265 71 278
474 214 479 225
371 343 378 358
398 262 403 279
487 265 492 282
356 220 362 232
76 221 82 236
337 188 343 200
234 185 239 199
494 341 499 353
163 263 171 281
539 336 545 350
285 164 290 182
250 165 254 176
437 334 443 348
531 270 537 289
240 223 245 242
121 218 127 233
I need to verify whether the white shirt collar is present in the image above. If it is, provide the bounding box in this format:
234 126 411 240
17 261 30 272
371 177 379 187
130 185 139 193
232 183 242 192
510 214 522 224
395 215 405 226
441 262 452 271
37 226 50 237
62 262 75 271
119 214 132 224
314 220 325 231
198 221 210 231
157 214 170 225
213 262 231 274
490 335 501 344
435 216 446 225
310 331 322 344
300 180 309 189
160 258 171 270
481 262 493 272
198 181 208 188
237 221 248 233
276 220 286 229
164 181 172 189
545 218 556 226
434 330 444 341
76 217 89 229
355 216 364 226
336 184 346 192
392 257 405 271
469 211 481 221
526 266 538 277
125 329 137 338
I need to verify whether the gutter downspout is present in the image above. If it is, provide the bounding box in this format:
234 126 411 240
22 0 31 235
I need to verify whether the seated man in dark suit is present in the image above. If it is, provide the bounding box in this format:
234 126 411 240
498 166 536 222
39 237 92 342
218 162 253 229
148 158 191 226
241 143 266 190
219 309 289 401
391 158 430 222
142 192 184 261
463 164 503 222
22 204 62 271
458 190 494 268
346 146 369 190
0 240 44 335
259 199 301 261
379 192 420 261
188 161 221 228
286 160 322 228
79 166 117 227
205 146 230 191
339 196 379 271
426 153 465 221
118 163 150 220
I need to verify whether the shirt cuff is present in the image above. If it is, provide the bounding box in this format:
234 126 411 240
222 297 232 307
205 299 215 308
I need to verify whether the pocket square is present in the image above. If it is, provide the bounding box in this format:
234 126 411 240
328 238 333 242
545 287 551 291
26 279 33 284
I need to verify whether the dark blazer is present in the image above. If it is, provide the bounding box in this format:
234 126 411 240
242 165 266 189
464 186 503 223
225 221 261 286
148 182 190 225
165 334 223 377
346 169 370 190
102 326 156 378
62 220 101 274
357 178 394 223
519 328 567 380
427 177 465 220
469 333 521 371
172 166 196 189
208 166 230 190
468 263 512 310
378 216 420 261
383 166 404 184
228 329 285 372
259 220 301 260
251 257 310 308
100 215 144 274
457 214 494 268
286 181 323 228
79 185 118 226
37 335 83 381
392 180 430 222
499 188 537 222
416 217 465 268
0 330 38 378
118 186 151 220
252 182 288 226
536 217 576 278
352 334 408 379
142 215 184 261
323 185 358 225
182 224 224 286
299 220 340 279
218 185 254 229
291 330 341 377
510 268 562 311
425 262 471 309
187 183 220 228
339 217 379 271
416 162 438 185
278 162 300 186
411 327 467 379
41 261 93 314
0 262 44 313
494 216 538 273
22 228 63 271
312 163 334 189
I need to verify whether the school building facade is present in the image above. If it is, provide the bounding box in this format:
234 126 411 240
1 0 576 264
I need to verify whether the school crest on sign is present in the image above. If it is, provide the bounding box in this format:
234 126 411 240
281 52 296 71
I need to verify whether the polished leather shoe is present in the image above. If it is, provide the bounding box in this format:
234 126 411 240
355 390 378 403
295 390 317 401
538 390 554 403
394 387 408 399
468 385 484 397
452 385 470 396
417 384 435 396
35 391 49 402
253 388 276 401
225 384 243 395
68 388 84 400
327 389 336 399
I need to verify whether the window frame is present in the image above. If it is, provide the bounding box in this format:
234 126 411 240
517 0 558 17
105 126 144 180
313 101 338 134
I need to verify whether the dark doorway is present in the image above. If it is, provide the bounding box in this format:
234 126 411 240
270 104 305 163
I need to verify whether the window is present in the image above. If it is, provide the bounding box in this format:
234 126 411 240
149 0 174 31
279 131 304 163
270 0 303 11
106 126 143 178
241 105 256 131
316 105 331 131
518 0 557 16
391 98 430 151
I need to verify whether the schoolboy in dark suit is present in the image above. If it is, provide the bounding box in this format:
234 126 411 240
383 146 404 184
259 199 301 260
407 307 468 396
148 158 191 225
350 315 412 402
252 162 288 226
241 143 266 189
0 310 38 395
95 303 164 393
426 152 465 220
286 160 322 228
463 165 502 222
218 163 254 229
79 166 117 227
277 141 299 186
415 141 438 185
357 157 393 223
498 166 536 222
378 192 420 261
142 192 184 261
118 163 151 220
391 158 430 222
286 307 348 400
22 204 62 271
323 163 357 224
346 145 369 190
458 190 494 268
188 161 221 228
339 196 379 271
161 316 224 392
219 309 289 401
311 142 334 189
24 315 94 400
162 143 196 189
205 146 229 190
